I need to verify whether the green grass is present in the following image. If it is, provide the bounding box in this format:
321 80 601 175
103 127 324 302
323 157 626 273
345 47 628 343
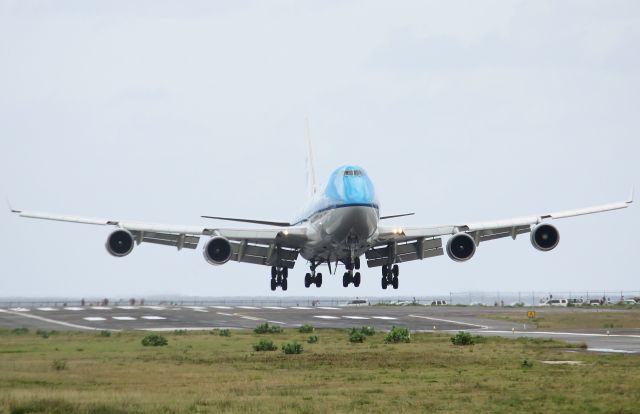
0 328 638 413
482 308 640 329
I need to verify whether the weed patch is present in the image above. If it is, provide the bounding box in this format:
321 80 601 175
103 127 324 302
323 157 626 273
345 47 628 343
141 334 168 347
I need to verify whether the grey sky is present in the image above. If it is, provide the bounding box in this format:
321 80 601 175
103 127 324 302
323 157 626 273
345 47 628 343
1 0 639 298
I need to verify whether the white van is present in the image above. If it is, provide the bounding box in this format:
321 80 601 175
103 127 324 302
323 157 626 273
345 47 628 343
542 298 568 307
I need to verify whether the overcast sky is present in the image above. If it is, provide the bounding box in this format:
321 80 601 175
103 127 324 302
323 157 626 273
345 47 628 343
1 0 639 299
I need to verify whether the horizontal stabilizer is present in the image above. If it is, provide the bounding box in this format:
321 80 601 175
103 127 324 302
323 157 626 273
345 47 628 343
201 215 291 227
380 213 415 220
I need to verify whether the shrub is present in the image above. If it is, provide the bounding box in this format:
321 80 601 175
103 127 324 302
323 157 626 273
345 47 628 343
174 329 188 335
36 329 51 339
254 323 283 334
307 335 319 344
451 331 474 346
349 328 366 343
98 330 111 337
282 342 304 354
360 326 376 336
521 358 533 368
253 339 278 352
52 359 67 371
11 327 29 335
384 326 411 344
298 324 315 333
219 329 231 337
141 334 168 347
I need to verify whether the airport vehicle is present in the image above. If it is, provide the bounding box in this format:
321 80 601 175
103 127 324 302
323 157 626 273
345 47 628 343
541 299 569 307
586 299 602 306
10 129 633 291
567 298 584 305
341 299 369 307
431 300 448 306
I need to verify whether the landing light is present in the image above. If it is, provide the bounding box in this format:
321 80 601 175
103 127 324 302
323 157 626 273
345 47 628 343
283 230 289 236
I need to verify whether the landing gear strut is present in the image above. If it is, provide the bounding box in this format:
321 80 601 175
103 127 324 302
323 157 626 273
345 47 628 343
270 266 288 291
343 257 361 287
381 264 399 290
304 262 322 288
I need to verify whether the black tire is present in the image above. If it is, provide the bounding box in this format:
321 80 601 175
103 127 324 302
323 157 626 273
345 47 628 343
277 275 282 285
316 273 322 287
381 277 387 290
354 272 361 287
382 265 388 277
355 257 361 270
271 267 277 278
282 267 288 278
392 264 399 277
282 277 288 291
304 273 311 288
343 273 349 288
392 276 399 290
270 278 276 291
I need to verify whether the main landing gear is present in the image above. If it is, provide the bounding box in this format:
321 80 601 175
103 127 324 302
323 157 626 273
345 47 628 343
343 257 361 287
304 262 322 288
270 266 288 291
381 264 399 290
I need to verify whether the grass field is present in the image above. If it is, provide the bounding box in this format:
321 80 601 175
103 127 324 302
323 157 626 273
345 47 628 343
482 308 640 330
1 327 639 413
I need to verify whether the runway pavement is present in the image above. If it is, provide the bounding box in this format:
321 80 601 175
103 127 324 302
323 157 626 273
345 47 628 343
1 305 639 354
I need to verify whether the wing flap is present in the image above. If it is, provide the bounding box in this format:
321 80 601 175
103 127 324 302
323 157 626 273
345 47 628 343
365 238 443 267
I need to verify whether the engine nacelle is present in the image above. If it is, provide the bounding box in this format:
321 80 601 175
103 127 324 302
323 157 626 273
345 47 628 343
446 232 476 262
106 229 134 257
531 223 560 251
203 237 233 265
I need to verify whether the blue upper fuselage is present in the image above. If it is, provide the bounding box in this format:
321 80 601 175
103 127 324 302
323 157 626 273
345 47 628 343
294 165 379 224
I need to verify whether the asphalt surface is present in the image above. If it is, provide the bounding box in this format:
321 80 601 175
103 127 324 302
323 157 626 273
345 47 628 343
1 305 639 354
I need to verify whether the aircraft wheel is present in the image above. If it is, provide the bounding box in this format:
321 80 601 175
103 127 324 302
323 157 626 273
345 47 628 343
381 277 388 290
282 267 288 278
304 273 311 288
354 272 361 287
392 276 399 290
355 257 361 270
270 278 277 291
271 266 277 278
282 277 288 291
382 265 388 277
316 273 323 287
343 273 350 288
392 264 399 277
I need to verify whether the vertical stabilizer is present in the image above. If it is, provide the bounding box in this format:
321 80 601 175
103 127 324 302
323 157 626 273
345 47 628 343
305 117 317 199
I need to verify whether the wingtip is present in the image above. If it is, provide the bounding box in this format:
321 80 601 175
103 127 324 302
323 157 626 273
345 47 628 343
628 187 634 204
6 197 21 214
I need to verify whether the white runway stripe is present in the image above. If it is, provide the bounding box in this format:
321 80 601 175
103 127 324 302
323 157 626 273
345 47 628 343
64 307 84 311
316 307 340 310
372 316 397 320
210 306 233 309
314 315 340 319
9 308 30 312
143 306 166 311
343 316 370 320
116 306 139 310
83 317 106 321
91 306 112 310
263 306 287 310
290 306 313 310
37 307 57 311
112 316 136 321
236 306 260 310
141 316 166 320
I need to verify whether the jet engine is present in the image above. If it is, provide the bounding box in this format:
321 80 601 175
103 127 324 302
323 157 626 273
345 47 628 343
106 229 134 257
446 232 476 262
530 223 560 251
203 237 233 265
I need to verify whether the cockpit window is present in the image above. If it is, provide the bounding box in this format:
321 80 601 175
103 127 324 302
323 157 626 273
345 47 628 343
344 170 363 176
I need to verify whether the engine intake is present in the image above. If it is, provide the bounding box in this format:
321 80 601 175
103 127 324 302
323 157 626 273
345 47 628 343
106 229 134 257
446 232 476 262
531 223 559 251
203 237 233 265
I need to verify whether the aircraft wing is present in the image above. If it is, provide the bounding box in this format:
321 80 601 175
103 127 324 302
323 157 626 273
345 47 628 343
368 194 633 268
11 209 307 268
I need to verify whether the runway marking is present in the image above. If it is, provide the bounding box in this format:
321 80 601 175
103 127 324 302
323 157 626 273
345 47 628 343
316 307 340 310
0 308 118 331
372 316 397 320
408 314 488 329
192 309 209 313
210 306 233 309
268 320 287 325
141 316 166 320
116 306 139 310
239 315 264 321
140 327 241 332
91 306 112 310
83 317 106 321
588 348 636 354
314 315 340 320
36 307 57 311
65 307 85 311
263 306 287 310
112 316 136 321
143 306 166 311
9 308 30 312
217 312 234 316
481 330 640 339
343 316 370 320
290 306 313 310
236 306 260 310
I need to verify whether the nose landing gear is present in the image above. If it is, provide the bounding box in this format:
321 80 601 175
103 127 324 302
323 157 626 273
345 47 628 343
270 266 288 291
342 256 362 287
381 264 399 290
304 262 322 288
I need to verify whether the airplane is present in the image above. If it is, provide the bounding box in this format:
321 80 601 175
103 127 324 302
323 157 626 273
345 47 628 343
10 128 633 291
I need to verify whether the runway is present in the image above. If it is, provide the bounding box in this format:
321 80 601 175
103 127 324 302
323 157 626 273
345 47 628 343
1 305 639 354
